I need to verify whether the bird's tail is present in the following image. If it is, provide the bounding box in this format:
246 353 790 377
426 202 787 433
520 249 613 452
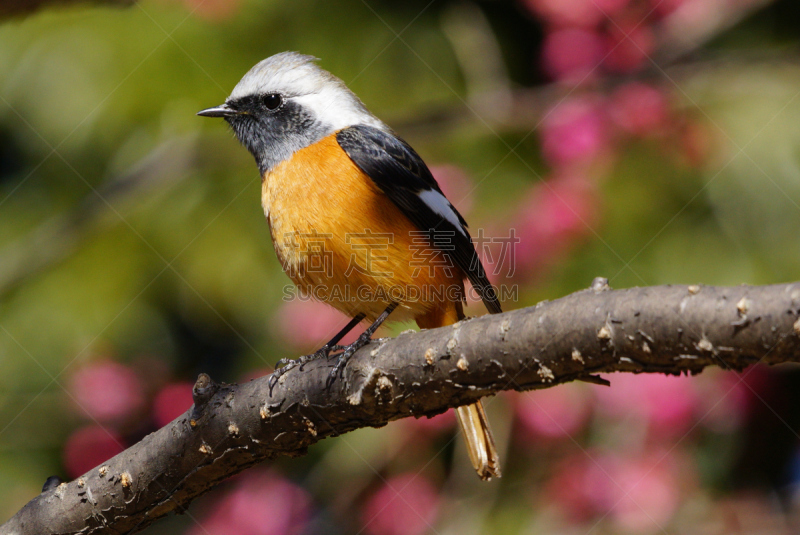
455 401 501 480
416 301 501 480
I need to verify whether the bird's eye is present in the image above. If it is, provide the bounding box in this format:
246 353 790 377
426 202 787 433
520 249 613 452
262 94 282 110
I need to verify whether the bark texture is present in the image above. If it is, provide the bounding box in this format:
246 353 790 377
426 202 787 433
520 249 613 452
3 281 800 534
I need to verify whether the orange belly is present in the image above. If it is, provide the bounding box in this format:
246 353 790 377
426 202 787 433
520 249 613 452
262 133 464 323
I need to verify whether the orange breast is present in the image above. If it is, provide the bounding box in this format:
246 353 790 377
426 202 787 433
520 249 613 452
263 133 464 322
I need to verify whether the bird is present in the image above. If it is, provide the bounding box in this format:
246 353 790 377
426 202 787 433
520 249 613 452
198 51 502 480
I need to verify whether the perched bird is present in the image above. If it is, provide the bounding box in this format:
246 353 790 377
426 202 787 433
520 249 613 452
198 52 502 480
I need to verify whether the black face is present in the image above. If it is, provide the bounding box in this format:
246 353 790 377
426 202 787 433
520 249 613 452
229 92 284 116
222 93 326 175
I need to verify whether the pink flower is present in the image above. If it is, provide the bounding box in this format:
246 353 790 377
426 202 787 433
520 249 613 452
63 425 125 478
515 383 592 440
603 22 655 73
541 97 610 167
69 361 145 424
152 382 194 428
649 0 688 17
548 450 683 529
524 0 631 28
430 165 474 215
690 370 750 433
361 474 440 535
182 0 242 21
655 0 717 22
274 300 361 352
512 173 600 277
547 453 609 521
609 82 669 136
595 373 698 437
189 470 312 535
541 28 605 82
606 452 682 532
537 177 599 236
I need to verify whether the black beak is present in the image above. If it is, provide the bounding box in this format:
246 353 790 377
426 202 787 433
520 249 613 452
197 103 240 118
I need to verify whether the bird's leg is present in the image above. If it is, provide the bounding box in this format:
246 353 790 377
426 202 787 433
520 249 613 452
298 312 366 370
269 313 365 393
327 302 398 388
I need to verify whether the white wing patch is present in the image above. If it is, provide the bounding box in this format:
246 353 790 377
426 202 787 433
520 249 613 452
418 189 467 236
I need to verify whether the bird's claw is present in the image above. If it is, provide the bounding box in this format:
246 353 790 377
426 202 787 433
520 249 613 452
298 349 327 371
325 334 371 389
268 347 331 395
275 357 294 370
268 332 374 393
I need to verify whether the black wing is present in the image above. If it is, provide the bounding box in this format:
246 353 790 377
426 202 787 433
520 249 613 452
336 124 501 314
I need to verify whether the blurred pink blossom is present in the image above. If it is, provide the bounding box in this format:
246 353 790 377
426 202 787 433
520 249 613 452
188 470 312 535
595 373 698 437
692 370 750 433
182 0 242 20
649 0 689 17
606 452 682 531
152 382 194 428
524 0 631 28
657 0 720 25
603 22 655 73
513 173 600 277
548 450 683 529
361 474 440 535
69 360 145 424
516 383 592 440
542 28 605 82
541 98 610 167
274 300 361 352
547 454 602 521
430 165 474 215
609 82 669 136
63 424 125 479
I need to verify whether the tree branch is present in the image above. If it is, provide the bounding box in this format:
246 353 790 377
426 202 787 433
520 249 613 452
4 280 800 534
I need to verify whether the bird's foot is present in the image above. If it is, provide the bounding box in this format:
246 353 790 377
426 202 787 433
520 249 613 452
325 333 372 389
268 345 334 395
